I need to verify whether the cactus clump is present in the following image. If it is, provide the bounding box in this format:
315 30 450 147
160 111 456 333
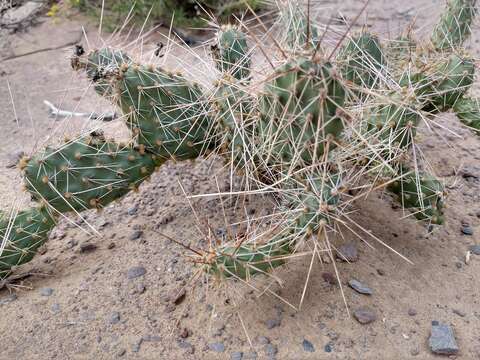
1 0 479 286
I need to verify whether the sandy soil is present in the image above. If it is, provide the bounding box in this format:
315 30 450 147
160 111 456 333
0 1 479 359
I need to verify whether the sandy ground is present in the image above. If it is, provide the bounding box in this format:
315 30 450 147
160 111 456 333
1 1 480 359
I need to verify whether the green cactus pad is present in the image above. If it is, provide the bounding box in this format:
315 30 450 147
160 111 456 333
258 58 346 171
453 96 480 134
367 93 421 150
405 54 475 111
116 65 215 161
213 77 255 169
73 47 132 98
24 135 157 213
206 171 341 280
338 32 385 96
206 240 292 280
431 0 477 51
213 26 251 81
387 167 445 224
0 207 56 279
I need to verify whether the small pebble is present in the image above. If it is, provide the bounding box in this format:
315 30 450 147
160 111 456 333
230 351 243 360
353 307 377 324
51 303 61 313
40 288 54 297
129 230 143 241
127 205 138 215
127 266 146 279
461 225 473 235
132 338 143 353
108 311 121 325
469 244 480 255
408 308 417 316
324 343 333 353
142 335 161 342
302 339 315 352
348 279 373 295
79 242 97 253
452 309 466 317
209 342 225 353
265 343 278 357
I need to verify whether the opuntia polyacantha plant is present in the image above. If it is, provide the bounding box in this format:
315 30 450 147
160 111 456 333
1 0 479 283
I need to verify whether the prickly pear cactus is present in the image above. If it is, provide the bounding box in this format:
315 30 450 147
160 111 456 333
1 0 479 285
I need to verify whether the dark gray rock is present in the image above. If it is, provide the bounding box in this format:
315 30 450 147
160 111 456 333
469 244 480 255
127 266 146 279
127 205 138 215
302 339 315 352
353 307 377 324
336 242 359 262
429 323 458 355
108 312 121 325
461 226 474 235
129 230 143 241
230 351 243 360
209 342 225 352
324 343 333 353
40 287 54 296
348 279 373 295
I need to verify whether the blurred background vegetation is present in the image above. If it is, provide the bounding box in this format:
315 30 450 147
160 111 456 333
67 0 263 31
